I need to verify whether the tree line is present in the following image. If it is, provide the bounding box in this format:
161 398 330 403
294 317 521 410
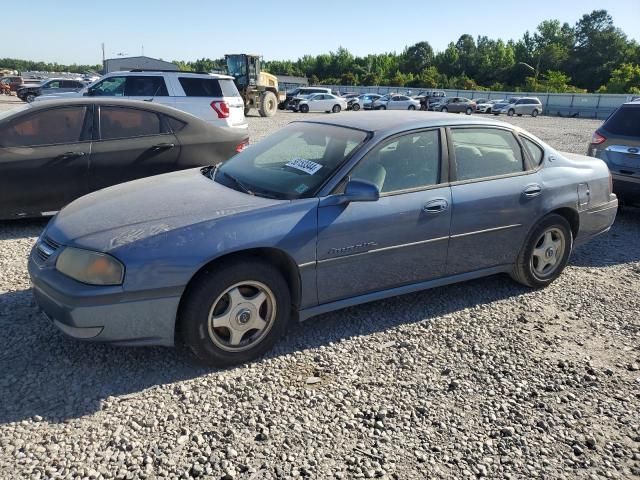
2 10 638 94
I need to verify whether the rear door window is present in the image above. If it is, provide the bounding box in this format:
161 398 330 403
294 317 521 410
521 136 545 165
125 76 169 96
603 106 640 137
100 106 162 140
178 77 239 97
451 128 524 181
0 106 87 147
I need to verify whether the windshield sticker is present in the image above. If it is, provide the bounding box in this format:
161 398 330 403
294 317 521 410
286 158 323 175
295 184 309 194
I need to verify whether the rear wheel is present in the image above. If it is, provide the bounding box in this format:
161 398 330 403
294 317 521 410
299 104 309 113
531 109 539 117
507 109 515 116
465 107 473 115
332 104 341 113
487 107 492 114
510 214 572 288
180 260 291 367
441 107 448 113
258 91 278 117
408 105 416 110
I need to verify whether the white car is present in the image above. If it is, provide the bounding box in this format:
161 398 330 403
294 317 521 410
292 93 347 113
373 94 420 110
476 99 505 114
34 71 247 130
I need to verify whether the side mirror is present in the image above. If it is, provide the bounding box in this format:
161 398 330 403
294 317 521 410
320 180 380 207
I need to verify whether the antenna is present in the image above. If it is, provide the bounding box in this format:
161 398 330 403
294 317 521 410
142 44 144 56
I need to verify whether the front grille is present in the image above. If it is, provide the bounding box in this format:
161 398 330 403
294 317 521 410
36 236 61 262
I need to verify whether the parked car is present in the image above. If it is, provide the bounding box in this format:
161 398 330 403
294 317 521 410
587 99 640 204
0 76 26 93
413 90 446 110
373 94 420 110
34 71 248 131
17 78 85 103
0 98 248 220
288 93 347 113
435 97 476 114
360 94 383 110
28 111 617 366
278 87 332 110
491 97 521 115
494 97 543 117
476 99 505 114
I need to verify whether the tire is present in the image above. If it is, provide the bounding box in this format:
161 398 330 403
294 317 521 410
465 107 473 115
25 93 36 103
408 105 416 110
507 109 515 117
531 109 539 118
441 107 448 113
487 108 492 114
299 104 309 113
517 114 523 117
332 104 341 113
352 103 361 111
258 91 278 117
510 214 573 288
180 260 291 367
244 106 251 116
379 105 386 110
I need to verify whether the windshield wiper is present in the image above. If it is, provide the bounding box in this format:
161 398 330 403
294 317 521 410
222 171 255 196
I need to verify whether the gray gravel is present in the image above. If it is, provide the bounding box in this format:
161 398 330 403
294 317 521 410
1 99 639 479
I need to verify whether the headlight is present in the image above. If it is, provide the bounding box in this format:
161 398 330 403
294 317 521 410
56 247 124 285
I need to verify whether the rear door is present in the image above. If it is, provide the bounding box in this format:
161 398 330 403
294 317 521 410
0 105 91 218
446 126 544 274
88 105 180 192
125 75 173 106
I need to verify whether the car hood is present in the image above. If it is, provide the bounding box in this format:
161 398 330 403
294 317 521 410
46 168 285 252
34 91 84 102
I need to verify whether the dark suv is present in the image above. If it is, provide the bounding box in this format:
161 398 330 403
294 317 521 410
17 78 84 103
587 100 640 203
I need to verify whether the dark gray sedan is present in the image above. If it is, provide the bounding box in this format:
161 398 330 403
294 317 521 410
0 98 249 220
29 112 618 366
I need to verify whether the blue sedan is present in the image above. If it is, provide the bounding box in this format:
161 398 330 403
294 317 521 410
29 112 618 366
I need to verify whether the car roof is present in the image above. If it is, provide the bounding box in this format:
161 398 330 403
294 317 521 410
13 98 206 122
104 70 235 80
295 111 517 135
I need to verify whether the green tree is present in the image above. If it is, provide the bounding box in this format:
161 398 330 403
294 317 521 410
400 41 434 74
598 63 640 93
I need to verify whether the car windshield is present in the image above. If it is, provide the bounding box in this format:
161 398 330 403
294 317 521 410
214 122 369 199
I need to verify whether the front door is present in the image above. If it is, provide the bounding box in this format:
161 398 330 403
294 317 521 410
89 105 180 192
0 105 91 218
316 129 451 304
446 126 545 274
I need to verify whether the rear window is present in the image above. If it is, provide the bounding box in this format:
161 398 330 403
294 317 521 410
178 77 239 97
603 106 640 137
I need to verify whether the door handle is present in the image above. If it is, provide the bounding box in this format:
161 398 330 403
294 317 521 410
523 184 542 197
423 198 449 213
58 151 86 160
151 143 175 151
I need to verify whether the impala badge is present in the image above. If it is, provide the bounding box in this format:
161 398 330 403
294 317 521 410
329 241 378 255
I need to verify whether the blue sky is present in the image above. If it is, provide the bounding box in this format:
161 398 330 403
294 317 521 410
7 0 639 65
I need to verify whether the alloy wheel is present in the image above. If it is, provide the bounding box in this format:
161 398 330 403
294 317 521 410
531 228 566 279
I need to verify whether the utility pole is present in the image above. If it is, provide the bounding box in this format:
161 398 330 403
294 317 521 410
101 43 105 73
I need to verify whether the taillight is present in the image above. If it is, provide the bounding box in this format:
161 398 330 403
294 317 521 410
590 131 606 145
211 101 230 119
235 138 249 153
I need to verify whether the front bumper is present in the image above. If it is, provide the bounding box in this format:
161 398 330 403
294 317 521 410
28 250 182 346
575 195 619 247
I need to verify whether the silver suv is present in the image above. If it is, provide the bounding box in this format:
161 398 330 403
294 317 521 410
495 97 543 117
35 71 248 131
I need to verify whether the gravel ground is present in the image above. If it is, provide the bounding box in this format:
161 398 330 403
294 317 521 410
1 97 639 479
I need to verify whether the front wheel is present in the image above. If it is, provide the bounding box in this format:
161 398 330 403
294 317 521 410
441 107 448 113
180 260 291 367
507 109 515 117
531 109 539 117
378 105 386 110
25 93 36 103
465 107 473 115
299 104 309 113
258 91 278 117
332 104 341 113
511 214 573 288
408 105 416 110
352 103 361 111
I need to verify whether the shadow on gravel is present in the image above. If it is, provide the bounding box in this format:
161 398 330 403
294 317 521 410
0 288 208 425
0 218 49 240
570 207 640 268
0 274 527 424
